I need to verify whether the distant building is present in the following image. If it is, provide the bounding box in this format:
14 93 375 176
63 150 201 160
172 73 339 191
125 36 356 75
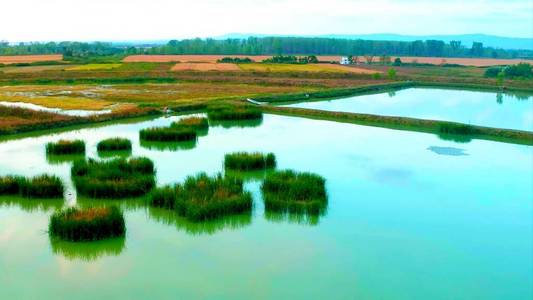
340 56 350 65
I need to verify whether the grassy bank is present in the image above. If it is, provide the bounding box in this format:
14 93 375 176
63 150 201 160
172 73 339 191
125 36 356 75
261 106 533 146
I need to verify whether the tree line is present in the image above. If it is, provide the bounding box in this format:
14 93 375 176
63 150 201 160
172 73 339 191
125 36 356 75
1 37 531 59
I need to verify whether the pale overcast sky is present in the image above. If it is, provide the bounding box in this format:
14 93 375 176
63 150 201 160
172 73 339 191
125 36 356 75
1 0 531 41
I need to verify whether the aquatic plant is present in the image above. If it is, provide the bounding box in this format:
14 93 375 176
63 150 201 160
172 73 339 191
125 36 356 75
46 140 85 155
139 126 197 142
171 116 209 131
207 104 263 121
46 154 86 165
72 157 155 198
148 173 252 221
0 174 64 198
49 206 126 242
50 236 126 261
97 138 132 152
140 139 197 151
224 152 276 171
261 170 327 215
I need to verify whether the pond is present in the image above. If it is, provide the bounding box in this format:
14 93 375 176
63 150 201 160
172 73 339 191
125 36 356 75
280 87 533 131
0 113 531 299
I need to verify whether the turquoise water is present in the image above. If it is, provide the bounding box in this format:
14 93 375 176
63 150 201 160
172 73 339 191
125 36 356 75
282 87 533 131
0 114 531 299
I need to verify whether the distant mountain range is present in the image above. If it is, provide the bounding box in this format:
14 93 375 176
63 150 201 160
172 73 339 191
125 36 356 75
214 33 533 50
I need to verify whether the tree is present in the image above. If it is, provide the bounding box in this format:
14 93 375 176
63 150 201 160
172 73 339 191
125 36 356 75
471 42 484 57
450 40 461 55
393 57 402 66
364 55 375 64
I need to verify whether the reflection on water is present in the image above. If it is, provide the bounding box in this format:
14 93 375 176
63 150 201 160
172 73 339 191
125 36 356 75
46 153 86 165
0 196 63 212
427 146 468 156
97 149 132 159
140 139 197 151
223 169 275 182
437 132 472 143
265 210 322 226
209 118 263 129
50 237 126 261
147 206 252 235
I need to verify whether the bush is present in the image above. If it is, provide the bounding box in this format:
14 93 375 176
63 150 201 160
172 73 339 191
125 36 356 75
207 104 262 121
504 63 532 78
149 173 253 222
224 152 276 171
49 206 126 242
438 122 474 135
485 67 503 78
139 126 196 142
97 138 132 152
72 157 155 198
46 140 85 155
261 170 327 215
217 57 253 63
0 174 64 198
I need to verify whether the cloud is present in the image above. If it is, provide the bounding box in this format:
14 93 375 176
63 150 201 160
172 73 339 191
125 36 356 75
0 0 530 41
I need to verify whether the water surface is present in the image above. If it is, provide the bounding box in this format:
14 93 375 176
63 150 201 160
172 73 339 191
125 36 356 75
281 87 533 131
0 114 531 299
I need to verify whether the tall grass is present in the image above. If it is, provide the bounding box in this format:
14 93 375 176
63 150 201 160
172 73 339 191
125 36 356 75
224 152 276 171
49 206 126 242
0 174 64 198
139 126 197 142
72 157 155 198
46 140 85 155
207 104 263 121
97 138 132 151
438 122 474 135
140 140 197 151
171 116 209 131
148 173 252 221
261 170 327 215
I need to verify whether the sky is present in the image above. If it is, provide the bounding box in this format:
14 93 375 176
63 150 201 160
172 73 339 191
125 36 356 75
1 0 531 42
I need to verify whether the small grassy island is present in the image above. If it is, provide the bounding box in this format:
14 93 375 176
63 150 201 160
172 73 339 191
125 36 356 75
46 140 85 155
0 174 64 198
49 206 126 241
149 173 252 221
71 157 155 198
207 104 263 121
97 138 132 152
261 170 327 215
140 126 197 142
171 116 209 131
224 152 276 171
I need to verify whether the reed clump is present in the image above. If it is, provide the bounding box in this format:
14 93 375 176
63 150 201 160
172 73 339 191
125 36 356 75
97 138 132 152
261 170 327 215
71 157 155 198
139 126 197 142
46 140 85 155
207 104 263 121
148 173 252 221
171 117 209 131
49 206 126 242
0 174 64 198
224 152 276 171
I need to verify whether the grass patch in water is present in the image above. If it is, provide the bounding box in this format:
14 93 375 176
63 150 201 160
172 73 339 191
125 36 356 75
46 139 85 155
0 174 64 198
171 116 208 131
224 152 276 171
207 104 262 121
97 138 132 152
148 173 252 221
208 118 263 129
49 206 126 242
139 126 197 142
72 157 155 198
261 170 327 215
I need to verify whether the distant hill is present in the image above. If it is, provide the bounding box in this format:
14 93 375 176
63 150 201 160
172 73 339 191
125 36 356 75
216 33 533 50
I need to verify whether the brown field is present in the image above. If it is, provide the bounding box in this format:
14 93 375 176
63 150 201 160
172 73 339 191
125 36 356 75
0 55 63 64
171 62 241 71
0 65 68 74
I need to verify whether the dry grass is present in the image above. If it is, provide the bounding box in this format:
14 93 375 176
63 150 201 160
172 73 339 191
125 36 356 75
0 65 68 74
66 64 122 71
124 55 271 63
171 63 240 71
0 55 63 64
